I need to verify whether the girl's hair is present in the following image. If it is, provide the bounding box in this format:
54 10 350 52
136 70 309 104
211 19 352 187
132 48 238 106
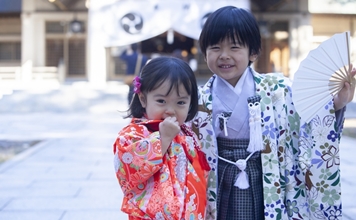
127 56 198 122
199 6 261 66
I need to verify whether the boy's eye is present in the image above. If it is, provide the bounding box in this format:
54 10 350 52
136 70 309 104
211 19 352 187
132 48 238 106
209 46 219 50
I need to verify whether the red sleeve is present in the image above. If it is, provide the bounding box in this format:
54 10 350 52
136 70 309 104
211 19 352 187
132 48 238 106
113 124 164 195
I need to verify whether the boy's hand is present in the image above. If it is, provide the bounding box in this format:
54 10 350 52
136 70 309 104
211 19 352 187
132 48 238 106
334 64 356 110
159 117 180 154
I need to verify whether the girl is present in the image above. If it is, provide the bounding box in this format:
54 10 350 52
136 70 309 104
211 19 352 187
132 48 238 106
192 6 356 220
113 56 210 220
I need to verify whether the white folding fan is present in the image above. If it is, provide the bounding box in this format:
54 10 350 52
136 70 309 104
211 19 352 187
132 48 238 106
292 31 355 123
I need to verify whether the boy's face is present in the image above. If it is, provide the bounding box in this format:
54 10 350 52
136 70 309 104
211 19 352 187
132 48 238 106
205 37 256 87
138 80 191 126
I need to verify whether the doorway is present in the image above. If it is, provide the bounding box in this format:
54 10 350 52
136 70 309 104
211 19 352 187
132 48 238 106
255 21 290 76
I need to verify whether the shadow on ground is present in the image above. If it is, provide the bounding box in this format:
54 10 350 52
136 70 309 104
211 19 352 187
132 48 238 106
0 140 41 163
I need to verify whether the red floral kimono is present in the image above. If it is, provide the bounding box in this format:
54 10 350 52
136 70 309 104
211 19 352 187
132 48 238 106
113 118 209 220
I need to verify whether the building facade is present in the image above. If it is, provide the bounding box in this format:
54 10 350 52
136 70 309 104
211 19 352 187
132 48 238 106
0 0 355 84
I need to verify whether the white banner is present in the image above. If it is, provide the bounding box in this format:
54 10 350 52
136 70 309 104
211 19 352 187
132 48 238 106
308 0 356 14
173 0 250 40
89 0 250 47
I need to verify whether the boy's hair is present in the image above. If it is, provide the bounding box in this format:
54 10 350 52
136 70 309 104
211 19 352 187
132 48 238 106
199 6 261 66
128 56 198 121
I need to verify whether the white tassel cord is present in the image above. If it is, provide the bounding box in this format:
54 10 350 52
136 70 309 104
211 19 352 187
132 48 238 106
247 102 264 153
213 151 255 189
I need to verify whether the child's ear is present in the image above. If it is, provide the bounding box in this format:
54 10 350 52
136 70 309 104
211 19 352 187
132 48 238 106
249 54 258 62
138 93 147 108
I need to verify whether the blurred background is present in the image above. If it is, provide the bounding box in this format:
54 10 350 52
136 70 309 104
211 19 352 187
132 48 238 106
0 0 355 86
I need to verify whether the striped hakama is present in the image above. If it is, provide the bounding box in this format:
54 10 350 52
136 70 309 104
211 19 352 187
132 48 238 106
216 137 264 220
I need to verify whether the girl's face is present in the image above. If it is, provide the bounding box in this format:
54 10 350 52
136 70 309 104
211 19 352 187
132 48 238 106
138 80 191 125
205 37 257 87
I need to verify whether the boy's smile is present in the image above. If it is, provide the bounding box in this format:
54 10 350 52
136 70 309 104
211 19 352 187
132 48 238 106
206 37 256 87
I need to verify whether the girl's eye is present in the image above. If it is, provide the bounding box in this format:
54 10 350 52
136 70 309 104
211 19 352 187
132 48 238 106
177 101 186 105
156 99 165 104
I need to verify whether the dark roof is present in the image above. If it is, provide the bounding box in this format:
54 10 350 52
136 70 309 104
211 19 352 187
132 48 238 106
0 0 21 13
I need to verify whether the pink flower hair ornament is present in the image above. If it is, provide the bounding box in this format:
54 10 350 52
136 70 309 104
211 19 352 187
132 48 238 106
133 76 141 94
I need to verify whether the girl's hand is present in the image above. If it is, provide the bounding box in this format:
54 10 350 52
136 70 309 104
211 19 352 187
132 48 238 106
159 116 180 154
334 64 356 111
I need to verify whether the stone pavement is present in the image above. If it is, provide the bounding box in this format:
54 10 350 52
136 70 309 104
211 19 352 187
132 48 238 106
0 80 355 220
0 81 130 220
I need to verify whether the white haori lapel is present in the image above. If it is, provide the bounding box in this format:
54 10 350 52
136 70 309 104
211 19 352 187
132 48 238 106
212 76 240 137
225 69 255 138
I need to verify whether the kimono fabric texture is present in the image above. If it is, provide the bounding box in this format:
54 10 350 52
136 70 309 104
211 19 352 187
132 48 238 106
113 118 207 220
192 67 345 220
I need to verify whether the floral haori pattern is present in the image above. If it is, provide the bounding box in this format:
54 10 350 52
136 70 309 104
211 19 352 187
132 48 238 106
192 69 344 220
113 118 208 220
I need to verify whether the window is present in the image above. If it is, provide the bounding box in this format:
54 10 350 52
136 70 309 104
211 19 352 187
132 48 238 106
46 39 64 66
45 21 86 77
46 22 65 34
0 42 21 61
68 39 86 75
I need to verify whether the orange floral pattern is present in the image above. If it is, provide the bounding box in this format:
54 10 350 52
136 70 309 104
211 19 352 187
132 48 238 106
113 118 207 219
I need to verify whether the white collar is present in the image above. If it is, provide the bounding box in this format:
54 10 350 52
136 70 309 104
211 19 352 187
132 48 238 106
217 68 250 96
